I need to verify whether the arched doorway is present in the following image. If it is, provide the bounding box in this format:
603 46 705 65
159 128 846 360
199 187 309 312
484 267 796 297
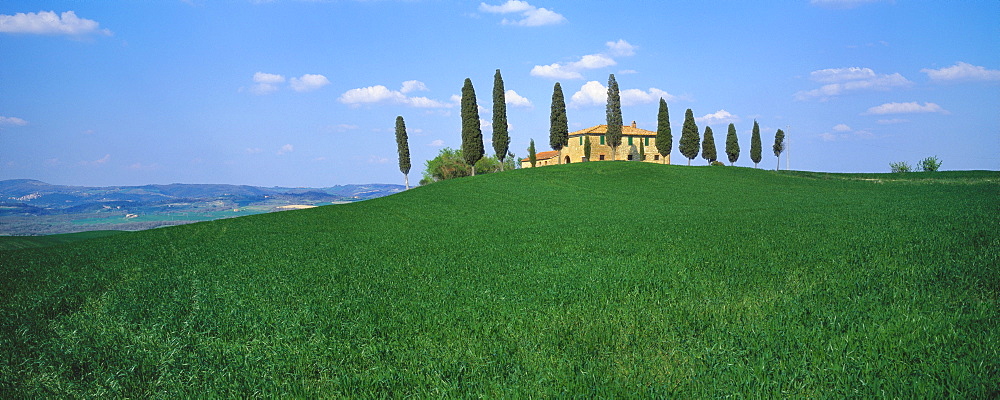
564 156 571 164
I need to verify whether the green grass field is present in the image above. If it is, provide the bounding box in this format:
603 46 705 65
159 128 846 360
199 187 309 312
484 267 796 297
2 163 997 397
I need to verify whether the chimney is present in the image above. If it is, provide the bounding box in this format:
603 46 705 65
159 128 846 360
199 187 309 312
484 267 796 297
631 121 637 128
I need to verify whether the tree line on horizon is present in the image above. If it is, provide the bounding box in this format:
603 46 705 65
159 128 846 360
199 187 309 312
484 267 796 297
395 71 790 188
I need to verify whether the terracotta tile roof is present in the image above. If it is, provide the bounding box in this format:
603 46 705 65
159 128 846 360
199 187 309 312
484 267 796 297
569 124 657 137
521 150 560 162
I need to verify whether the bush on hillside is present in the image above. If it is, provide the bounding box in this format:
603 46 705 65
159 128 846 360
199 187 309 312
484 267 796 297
710 160 726 166
890 161 912 173
420 148 517 185
919 156 942 172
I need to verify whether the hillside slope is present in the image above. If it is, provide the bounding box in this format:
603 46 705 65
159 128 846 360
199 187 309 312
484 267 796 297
2 163 998 397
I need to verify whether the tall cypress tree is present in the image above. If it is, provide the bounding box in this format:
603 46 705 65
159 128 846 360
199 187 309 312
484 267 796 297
461 78 484 175
492 69 510 171
605 74 623 160
655 98 671 163
773 128 786 171
528 139 537 167
639 140 646 161
549 82 568 160
584 135 592 161
725 123 740 166
750 120 762 168
678 108 700 165
701 126 717 164
395 116 411 189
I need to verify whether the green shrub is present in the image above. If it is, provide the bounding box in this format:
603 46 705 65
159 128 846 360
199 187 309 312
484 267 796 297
889 161 912 173
710 160 726 166
919 156 942 172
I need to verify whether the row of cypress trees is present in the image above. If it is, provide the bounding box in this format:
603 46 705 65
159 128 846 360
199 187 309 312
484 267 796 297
397 71 791 188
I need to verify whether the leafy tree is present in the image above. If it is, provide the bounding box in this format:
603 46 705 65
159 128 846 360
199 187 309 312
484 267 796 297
395 116 411 189
461 78 484 175
605 74 623 160
750 120 762 168
725 123 740 166
549 82 568 159
701 126 717 163
678 108 700 165
773 128 785 170
655 98 671 163
919 156 942 172
639 140 646 161
528 139 537 167
492 69 510 171
584 135 592 161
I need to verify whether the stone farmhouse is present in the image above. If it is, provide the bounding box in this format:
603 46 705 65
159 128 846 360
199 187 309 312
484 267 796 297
521 122 670 168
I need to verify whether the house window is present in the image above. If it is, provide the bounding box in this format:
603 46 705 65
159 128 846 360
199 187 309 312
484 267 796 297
627 154 633 160
645 137 650 146
600 135 605 145
628 136 633 146
599 155 605 160
654 155 660 161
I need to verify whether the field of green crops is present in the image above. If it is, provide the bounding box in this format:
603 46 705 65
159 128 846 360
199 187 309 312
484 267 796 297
2 163 997 397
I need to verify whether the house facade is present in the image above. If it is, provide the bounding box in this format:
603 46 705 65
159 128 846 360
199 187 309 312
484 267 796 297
521 122 670 168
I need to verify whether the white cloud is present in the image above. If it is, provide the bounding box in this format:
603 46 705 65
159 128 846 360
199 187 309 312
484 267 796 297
832 123 852 132
569 81 608 107
0 116 28 126
568 81 673 108
695 110 739 125
80 154 111 166
368 155 389 164
277 144 294 155
340 82 452 108
795 67 912 101
289 74 330 92
621 88 675 106
429 139 445 147
505 89 532 107
245 147 263 154
400 80 428 93
479 1 566 26
0 11 111 36
606 39 636 57
863 102 949 115
876 118 908 125
921 62 1000 82
250 72 285 95
530 63 582 80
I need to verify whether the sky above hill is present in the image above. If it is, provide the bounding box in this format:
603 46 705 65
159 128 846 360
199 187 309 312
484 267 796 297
1 0 998 187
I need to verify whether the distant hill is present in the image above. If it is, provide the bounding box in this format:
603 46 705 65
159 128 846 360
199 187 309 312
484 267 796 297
0 179 404 235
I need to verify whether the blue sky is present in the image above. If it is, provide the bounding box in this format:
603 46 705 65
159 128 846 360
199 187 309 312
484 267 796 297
1 0 998 187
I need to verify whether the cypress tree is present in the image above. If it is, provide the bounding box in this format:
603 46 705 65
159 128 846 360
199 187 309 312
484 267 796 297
639 140 646 161
528 139 537 167
549 82 568 159
725 123 740 166
461 78 484 175
395 115 411 189
492 69 510 171
655 98 671 163
605 74 623 160
750 120 762 168
678 108 700 165
701 126 717 163
584 135 592 161
773 128 786 170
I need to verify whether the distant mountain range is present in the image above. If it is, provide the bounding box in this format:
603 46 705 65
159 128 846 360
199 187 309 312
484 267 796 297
0 179 404 235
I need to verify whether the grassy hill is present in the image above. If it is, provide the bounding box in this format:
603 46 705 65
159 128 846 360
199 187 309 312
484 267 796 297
2 163 997 397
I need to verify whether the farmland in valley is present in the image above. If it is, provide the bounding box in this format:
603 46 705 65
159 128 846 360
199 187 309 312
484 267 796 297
1 163 997 397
